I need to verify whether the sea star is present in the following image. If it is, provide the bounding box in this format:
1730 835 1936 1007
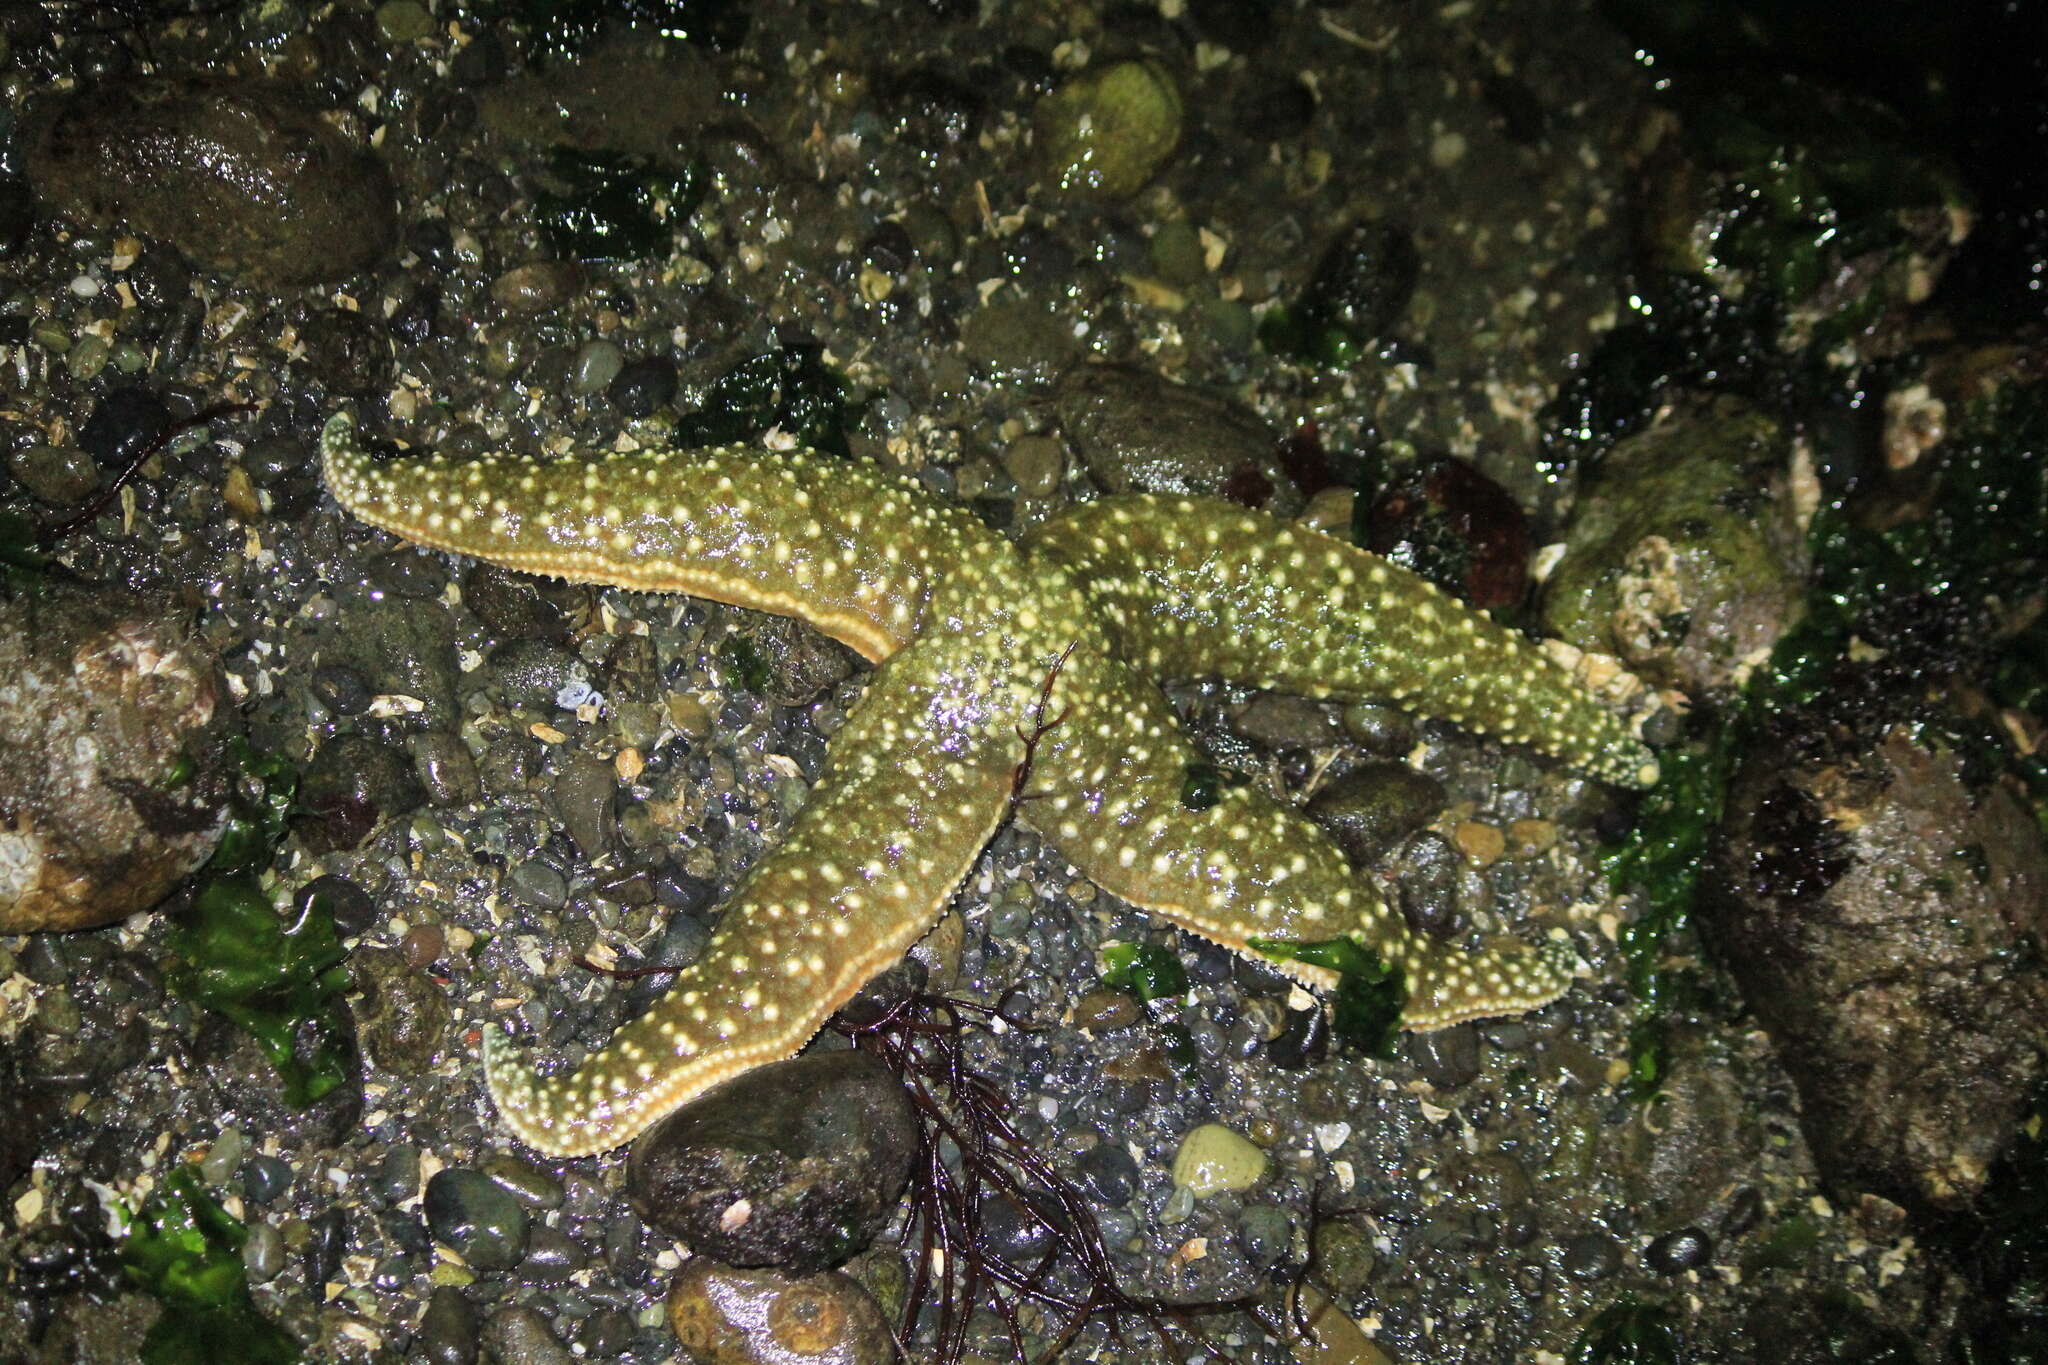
320 413 1656 1157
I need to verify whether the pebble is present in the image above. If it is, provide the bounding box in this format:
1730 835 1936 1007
1001 434 1065 496
1171 1123 1267 1196
521 1223 584 1282
626 1050 916 1274
1306 763 1448 868
303 1206 346 1287
1452 820 1507 868
415 1285 482 1365
1404 1022 1482 1089
572 339 626 395
1646 1226 1714 1273
375 0 435 42
310 662 374 716
491 261 583 313
65 335 110 380
7 446 100 505
1071 987 1142 1031
1507 818 1559 858
371 1145 421 1205
1236 1203 1292 1266
300 874 378 939
666 1260 895 1365
1073 1141 1140 1206
425 1168 531 1272
77 385 170 469
483 1306 575 1365
241 1154 293 1204
242 1220 286 1283
481 1152 566 1210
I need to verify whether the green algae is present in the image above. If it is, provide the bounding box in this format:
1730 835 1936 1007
166 742 353 1109
123 1168 299 1365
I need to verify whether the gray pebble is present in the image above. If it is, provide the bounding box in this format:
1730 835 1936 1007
572 339 625 395
1236 1203 1292 1267
241 1220 285 1282
482 1305 574 1365
410 732 483 807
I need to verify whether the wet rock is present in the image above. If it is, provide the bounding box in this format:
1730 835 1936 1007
1172 1122 1267 1196
0 580 236 932
1055 363 1298 513
491 261 584 314
1707 727 2048 1213
7 443 99 505
415 1284 482 1365
1404 1021 1482 1089
482 1305 574 1365
295 733 426 853
1542 395 1806 695
738 616 859 708
23 78 396 287
349 945 450 1074
1646 1226 1713 1274
550 754 619 860
665 1260 894 1365
0 1043 64 1190
1295 220 1421 351
958 291 1084 383
626 1050 916 1274
1035 61 1182 198
490 638 593 712
1307 763 1448 867
410 732 483 807
1363 455 1534 611
425 1167 531 1273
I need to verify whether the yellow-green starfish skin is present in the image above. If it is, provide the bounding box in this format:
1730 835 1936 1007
320 413 1656 1157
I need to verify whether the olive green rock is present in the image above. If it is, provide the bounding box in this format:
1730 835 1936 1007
1035 60 1182 198
1541 395 1807 696
1172 1122 1268 1197
23 79 396 287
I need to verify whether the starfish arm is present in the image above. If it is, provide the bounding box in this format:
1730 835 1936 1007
484 636 1023 1156
1026 647 1571 1030
320 413 997 662
1026 495 1659 789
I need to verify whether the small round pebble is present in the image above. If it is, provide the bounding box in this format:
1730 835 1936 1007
1236 1203 1292 1267
415 1285 481 1365
1073 1141 1140 1207
572 339 626 395
1453 820 1506 867
1646 1226 1714 1274
482 1304 574 1365
424 1168 531 1273
1171 1123 1267 1197
241 1221 285 1283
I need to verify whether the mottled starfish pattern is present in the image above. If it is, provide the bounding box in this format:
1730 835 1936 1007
321 413 1656 1157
